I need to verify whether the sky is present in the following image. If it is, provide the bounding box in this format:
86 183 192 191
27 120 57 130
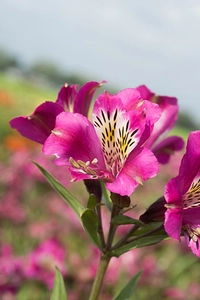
1 0 200 120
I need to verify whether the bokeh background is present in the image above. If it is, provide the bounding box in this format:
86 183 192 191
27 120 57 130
1 1 200 299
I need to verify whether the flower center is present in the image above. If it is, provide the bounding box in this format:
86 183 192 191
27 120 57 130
183 178 200 209
69 157 99 178
93 109 138 176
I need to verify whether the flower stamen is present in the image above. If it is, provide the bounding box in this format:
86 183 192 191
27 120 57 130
183 225 200 243
69 157 98 176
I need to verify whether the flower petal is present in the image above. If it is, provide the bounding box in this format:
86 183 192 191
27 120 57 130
152 136 184 164
116 88 142 110
183 207 200 225
164 176 182 205
56 83 78 112
10 102 64 144
184 233 200 257
145 96 178 149
93 91 123 118
43 112 104 164
74 81 105 116
164 208 182 241
164 176 183 240
93 91 146 175
135 85 154 100
116 87 162 132
43 112 112 181
106 147 159 196
179 131 200 194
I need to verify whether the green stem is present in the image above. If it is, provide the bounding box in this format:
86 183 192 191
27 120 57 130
96 204 106 249
111 225 139 250
88 253 111 300
106 204 120 250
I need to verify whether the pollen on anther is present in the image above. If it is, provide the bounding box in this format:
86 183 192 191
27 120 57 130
52 129 63 137
92 158 98 164
69 157 79 168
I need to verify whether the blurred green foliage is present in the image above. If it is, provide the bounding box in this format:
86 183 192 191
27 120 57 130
0 49 19 70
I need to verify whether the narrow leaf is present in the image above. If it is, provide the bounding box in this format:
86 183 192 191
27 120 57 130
50 267 67 300
112 235 168 257
81 209 101 248
34 162 101 248
113 270 142 300
111 215 145 227
33 162 85 219
132 222 164 237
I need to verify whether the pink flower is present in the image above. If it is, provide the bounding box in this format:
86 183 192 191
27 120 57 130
24 238 67 288
0 245 24 294
43 88 161 196
163 287 185 300
164 131 200 257
10 81 103 144
136 85 184 163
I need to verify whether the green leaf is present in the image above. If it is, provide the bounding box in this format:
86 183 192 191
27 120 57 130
132 222 164 237
50 267 67 300
113 270 142 300
111 215 145 227
81 209 101 248
33 162 85 219
87 194 96 210
111 235 168 257
33 162 101 248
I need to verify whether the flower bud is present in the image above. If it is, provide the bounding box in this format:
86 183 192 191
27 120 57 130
110 193 131 209
84 179 102 202
139 196 166 223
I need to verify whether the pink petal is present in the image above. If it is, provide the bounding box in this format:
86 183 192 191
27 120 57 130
164 176 183 205
106 147 159 196
74 81 105 116
179 131 200 194
145 97 178 148
117 87 161 128
184 234 200 257
10 102 64 144
137 100 162 147
116 88 142 110
164 208 182 241
56 83 78 111
183 207 200 225
43 112 106 169
135 85 154 100
93 91 123 118
152 136 185 164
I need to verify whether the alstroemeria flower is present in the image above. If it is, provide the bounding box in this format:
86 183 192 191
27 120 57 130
10 81 103 144
43 88 161 196
164 131 200 257
136 85 184 163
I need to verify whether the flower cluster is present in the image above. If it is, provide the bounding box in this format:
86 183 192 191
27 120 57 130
0 239 66 293
10 82 183 197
